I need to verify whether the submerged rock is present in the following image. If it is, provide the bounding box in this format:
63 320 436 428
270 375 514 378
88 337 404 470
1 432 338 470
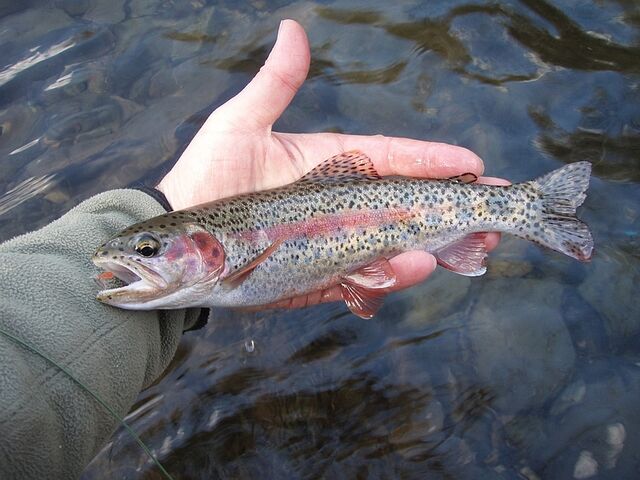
466 278 575 414
504 359 640 478
402 270 471 328
549 378 586 416
603 423 626 469
579 248 640 348
561 288 608 357
573 450 598 479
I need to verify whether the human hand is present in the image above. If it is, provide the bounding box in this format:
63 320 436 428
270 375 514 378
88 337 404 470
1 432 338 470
157 19 507 308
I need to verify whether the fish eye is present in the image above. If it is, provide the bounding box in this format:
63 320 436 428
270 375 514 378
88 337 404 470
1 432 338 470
134 235 160 258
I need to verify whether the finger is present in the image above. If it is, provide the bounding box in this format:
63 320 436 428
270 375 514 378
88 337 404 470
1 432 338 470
386 251 438 290
344 136 485 178
213 19 310 130
276 132 484 179
477 176 510 186
320 251 437 300
485 233 501 251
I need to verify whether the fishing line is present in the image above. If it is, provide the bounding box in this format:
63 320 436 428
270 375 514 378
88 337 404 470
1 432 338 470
0 327 174 480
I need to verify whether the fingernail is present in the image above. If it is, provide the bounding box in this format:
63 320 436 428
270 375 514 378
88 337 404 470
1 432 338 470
278 19 289 36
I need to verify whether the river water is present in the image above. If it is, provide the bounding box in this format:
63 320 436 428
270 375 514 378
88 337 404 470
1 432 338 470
1 0 639 478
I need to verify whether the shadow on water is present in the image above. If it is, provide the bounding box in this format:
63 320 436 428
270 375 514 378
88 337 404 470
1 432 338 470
0 0 638 478
529 102 640 182
87 310 503 478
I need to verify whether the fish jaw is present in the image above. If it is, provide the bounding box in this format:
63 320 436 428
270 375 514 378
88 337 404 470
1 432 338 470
93 256 174 308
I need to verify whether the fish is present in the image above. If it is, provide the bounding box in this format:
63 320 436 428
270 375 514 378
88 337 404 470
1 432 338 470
93 151 593 318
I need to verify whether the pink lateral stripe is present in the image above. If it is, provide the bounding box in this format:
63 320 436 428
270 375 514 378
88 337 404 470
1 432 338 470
234 208 414 243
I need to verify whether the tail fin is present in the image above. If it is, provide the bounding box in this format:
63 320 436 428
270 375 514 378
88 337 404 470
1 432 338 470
528 162 593 261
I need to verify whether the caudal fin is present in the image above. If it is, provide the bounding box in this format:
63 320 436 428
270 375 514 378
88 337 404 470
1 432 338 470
529 162 593 261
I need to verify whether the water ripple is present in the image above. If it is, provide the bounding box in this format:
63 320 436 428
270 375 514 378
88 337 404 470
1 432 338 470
0 173 57 217
0 38 76 88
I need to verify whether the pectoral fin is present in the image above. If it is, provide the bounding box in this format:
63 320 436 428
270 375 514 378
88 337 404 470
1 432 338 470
340 258 396 319
222 239 284 289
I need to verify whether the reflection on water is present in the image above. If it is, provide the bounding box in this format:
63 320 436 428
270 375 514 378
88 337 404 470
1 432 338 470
0 0 638 478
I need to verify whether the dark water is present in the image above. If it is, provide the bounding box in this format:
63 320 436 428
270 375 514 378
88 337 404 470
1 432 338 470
1 0 639 478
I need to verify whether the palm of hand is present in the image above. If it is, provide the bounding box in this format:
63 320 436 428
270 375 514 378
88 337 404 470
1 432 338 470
162 129 322 208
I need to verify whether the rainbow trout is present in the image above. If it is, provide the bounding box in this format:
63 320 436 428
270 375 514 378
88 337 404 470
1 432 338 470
93 151 593 318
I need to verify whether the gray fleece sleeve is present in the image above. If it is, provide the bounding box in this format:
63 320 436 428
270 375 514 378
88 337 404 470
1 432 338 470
0 189 201 479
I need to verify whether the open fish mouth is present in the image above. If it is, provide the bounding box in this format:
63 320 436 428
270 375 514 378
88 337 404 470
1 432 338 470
93 257 168 304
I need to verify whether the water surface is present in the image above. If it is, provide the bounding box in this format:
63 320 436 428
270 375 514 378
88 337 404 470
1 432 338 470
1 1 639 478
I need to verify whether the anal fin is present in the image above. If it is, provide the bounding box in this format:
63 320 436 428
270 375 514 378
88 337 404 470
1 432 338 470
435 233 488 277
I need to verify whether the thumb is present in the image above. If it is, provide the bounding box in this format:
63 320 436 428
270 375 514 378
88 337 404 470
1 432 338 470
213 19 310 130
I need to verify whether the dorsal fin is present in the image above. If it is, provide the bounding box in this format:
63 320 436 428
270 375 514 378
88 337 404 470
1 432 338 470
298 150 382 184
